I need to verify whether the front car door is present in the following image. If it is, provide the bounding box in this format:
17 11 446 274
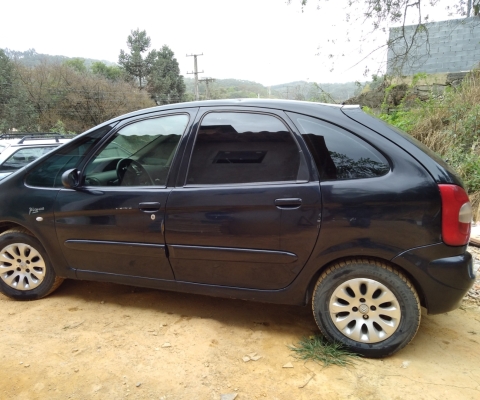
54 111 194 279
165 108 322 290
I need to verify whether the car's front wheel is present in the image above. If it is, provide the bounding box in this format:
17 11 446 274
312 259 421 358
0 228 63 300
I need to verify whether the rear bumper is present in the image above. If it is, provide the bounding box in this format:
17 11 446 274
392 244 475 314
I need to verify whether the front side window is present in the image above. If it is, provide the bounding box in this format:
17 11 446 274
186 112 305 185
1 146 57 171
83 114 189 187
26 125 112 188
287 113 390 180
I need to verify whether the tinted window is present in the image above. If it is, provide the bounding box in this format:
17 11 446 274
288 113 390 180
84 115 188 187
25 125 112 188
187 112 305 185
1 146 57 171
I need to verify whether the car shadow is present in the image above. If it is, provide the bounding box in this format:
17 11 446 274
51 279 318 337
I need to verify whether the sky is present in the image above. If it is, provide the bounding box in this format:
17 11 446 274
0 0 456 86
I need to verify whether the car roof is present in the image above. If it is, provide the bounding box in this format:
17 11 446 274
95 99 360 129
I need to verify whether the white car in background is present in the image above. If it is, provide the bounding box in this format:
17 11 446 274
0 134 73 180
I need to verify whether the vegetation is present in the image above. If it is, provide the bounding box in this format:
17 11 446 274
184 78 361 103
290 335 360 367
375 71 480 219
118 29 185 104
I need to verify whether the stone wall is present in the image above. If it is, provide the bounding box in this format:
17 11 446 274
387 17 480 75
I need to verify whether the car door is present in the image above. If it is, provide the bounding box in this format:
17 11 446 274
165 108 322 290
54 111 195 279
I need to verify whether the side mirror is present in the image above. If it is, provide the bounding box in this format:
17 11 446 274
61 168 80 189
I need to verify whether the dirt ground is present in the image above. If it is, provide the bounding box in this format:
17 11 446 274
1 249 480 400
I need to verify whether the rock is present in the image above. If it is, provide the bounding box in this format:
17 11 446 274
242 356 250 362
250 355 262 361
161 342 171 348
136 382 141 387
401 360 411 368
220 394 238 400
248 352 257 358
283 362 294 368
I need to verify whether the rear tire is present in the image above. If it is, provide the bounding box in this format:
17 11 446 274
312 259 420 358
0 228 63 300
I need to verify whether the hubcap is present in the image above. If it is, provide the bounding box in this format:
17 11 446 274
0 243 46 290
329 278 401 343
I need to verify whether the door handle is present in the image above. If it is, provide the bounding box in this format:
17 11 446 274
275 198 302 209
139 202 161 213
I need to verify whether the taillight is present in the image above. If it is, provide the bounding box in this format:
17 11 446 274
438 184 472 246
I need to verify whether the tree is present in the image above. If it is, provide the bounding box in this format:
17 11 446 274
63 58 87 73
91 62 124 81
0 49 38 132
146 45 186 105
118 29 156 89
291 1 480 76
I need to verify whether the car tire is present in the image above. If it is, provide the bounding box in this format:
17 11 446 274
312 259 421 358
0 228 64 300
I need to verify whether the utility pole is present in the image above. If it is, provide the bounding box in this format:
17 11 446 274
199 77 215 100
284 85 293 100
187 53 204 101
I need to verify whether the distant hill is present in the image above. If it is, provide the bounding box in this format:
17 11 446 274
4 48 362 103
2 48 116 68
185 77 363 103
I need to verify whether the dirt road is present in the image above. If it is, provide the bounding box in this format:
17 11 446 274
1 249 479 400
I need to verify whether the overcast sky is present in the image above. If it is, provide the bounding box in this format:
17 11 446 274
0 0 454 86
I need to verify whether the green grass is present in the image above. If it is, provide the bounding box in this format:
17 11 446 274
290 335 360 367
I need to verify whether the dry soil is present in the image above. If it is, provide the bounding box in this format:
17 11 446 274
1 248 479 400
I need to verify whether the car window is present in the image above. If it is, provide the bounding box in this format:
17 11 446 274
25 125 113 188
287 113 390 180
0 146 57 171
83 114 189 187
186 112 306 185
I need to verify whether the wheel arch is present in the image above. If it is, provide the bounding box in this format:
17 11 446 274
304 255 427 309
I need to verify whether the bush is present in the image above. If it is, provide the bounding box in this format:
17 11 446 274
377 70 480 220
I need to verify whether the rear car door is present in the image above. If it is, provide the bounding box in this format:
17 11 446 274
54 111 195 279
165 108 322 290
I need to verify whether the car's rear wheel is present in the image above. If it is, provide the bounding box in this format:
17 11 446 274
312 259 421 358
0 228 63 300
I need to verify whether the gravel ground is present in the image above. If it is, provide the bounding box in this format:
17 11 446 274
466 245 480 305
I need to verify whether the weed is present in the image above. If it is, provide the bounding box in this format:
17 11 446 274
290 335 360 367
375 69 480 219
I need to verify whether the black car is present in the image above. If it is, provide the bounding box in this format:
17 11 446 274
0 99 475 357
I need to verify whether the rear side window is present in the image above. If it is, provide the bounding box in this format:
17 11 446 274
288 113 390 180
186 112 307 185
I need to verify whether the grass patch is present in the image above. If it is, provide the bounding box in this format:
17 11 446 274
290 334 360 367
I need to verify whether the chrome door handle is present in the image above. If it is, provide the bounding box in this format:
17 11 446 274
275 198 302 209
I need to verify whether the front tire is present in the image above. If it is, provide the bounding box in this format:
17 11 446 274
312 259 421 358
0 228 63 300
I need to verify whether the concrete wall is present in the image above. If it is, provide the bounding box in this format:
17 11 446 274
387 17 480 75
